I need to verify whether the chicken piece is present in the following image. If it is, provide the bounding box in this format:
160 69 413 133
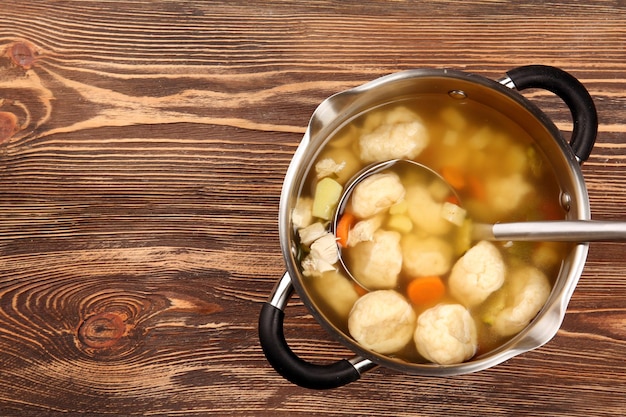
316 148 361 184
298 222 327 246
346 215 383 247
347 230 402 290
301 233 339 277
348 290 417 354
485 173 533 215
405 185 452 236
359 120 429 163
448 241 506 308
414 304 477 365
301 255 335 277
402 235 453 277
351 172 406 219
492 265 551 337
310 233 339 265
292 197 313 229
315 157 346 179
310 270 360 319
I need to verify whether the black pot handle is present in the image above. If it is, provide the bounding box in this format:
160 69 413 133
258 272 376 389
505 65 598 162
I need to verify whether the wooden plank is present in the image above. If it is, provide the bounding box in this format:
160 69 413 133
0 0 625 415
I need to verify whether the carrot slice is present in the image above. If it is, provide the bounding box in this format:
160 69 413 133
353 282 368 297
336 212 355 248
406 276 446 307
445 194 461 206
467 175 486 201
441 166 466 190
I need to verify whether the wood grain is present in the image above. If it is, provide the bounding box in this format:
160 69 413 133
0 0 625 416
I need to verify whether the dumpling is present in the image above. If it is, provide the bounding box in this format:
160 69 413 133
310 270 360 319
492 265 551 337
405 185 452 236
348 290 416 354
448 241 506 308
351 172 405 219
359 119 429 163
347 229 402 290
414 304 477 365
401 234 453 277
485 173 533 215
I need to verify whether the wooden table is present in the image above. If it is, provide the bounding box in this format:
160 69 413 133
0 1 624 415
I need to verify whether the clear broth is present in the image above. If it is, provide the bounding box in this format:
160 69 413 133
295 94 573 364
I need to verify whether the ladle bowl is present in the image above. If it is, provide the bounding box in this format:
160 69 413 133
331 159 460 291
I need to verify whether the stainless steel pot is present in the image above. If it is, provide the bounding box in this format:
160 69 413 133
259 65 598 389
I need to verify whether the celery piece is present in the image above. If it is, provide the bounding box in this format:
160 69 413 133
454 219 472 256
441 201 467 226
311 177 343 220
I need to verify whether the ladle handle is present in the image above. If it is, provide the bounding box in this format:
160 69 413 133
473 220 626 242
506 65 598 162
258 272 377 389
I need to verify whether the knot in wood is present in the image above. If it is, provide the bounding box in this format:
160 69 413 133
78 312 127 349
9 41 36 69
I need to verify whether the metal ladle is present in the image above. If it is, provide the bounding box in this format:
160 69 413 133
331 159 459 290
332 159 626 288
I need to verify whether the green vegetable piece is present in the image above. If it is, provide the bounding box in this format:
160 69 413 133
454 218 473 256
312 177 343 220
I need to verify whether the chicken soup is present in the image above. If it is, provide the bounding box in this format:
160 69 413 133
292 95 573 365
